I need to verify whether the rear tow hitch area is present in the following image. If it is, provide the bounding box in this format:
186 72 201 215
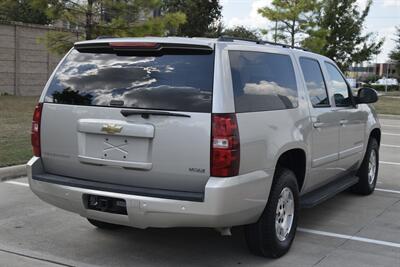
215 227 232 236
84 194 127 215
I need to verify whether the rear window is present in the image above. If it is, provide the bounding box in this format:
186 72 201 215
229 51 298 113
44 49 215 112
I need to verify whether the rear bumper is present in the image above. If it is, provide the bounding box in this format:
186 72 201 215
27 157 272 229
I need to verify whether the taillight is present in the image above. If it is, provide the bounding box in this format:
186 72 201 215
31 103 43 157
109 42 159 48
211 114 240 177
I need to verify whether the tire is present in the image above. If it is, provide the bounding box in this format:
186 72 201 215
352 138 379 195
244 168 299 258
87 219 122 230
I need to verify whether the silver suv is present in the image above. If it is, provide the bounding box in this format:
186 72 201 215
28 37 380 258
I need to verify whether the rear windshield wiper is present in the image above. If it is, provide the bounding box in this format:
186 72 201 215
120 109 191 119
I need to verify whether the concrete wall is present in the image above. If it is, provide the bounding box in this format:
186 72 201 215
0 22 81 96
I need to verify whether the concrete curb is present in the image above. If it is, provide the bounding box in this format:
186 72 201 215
379 114 400 120
0 164 27 181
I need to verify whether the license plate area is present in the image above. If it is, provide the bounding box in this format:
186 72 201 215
84 194 127 215
77 119 154 169
86 134 150 163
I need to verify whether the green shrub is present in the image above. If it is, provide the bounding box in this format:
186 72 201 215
365 84 399 91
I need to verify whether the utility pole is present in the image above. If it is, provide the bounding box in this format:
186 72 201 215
274 20 277 43
385 62 389 94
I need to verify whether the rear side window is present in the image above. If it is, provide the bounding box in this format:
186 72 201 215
299 58 329 107
44 49 214 112
229 51 298 113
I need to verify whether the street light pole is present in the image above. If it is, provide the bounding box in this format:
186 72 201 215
385 63 388 94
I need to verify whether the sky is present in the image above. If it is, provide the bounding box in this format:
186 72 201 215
221 0 400 63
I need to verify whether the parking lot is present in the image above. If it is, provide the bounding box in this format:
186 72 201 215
0 117 399 267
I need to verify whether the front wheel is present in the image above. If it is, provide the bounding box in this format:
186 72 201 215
244 168 299 258
352 138 379 195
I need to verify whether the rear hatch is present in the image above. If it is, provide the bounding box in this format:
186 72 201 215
39 41 214 195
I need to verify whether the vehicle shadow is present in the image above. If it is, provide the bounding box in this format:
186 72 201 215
86 226 274 266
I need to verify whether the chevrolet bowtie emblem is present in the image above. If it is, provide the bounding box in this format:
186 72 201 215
101 124 123 134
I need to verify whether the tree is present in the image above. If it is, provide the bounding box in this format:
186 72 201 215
162 0 222 37
48 0 186 40
41 0 186 54
389 26 400 76
317 0 383 70
222 26 260 40
301 28 328 54
258 0 321 47
0 0 51 24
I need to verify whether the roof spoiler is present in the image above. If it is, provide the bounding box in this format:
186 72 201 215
74 42 214 55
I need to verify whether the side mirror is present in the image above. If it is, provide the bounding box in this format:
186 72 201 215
356 87 378 104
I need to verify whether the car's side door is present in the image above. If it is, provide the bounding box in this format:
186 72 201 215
323 62 367 174
299 57 341 190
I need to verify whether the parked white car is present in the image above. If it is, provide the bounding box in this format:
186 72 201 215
373 78 398 86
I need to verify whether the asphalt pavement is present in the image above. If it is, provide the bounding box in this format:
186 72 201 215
0 118 399 267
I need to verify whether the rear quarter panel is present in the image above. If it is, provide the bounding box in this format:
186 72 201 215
236 108 311 176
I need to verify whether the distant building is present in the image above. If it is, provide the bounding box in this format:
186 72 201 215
347 62 398 80
375 63 398 78
347 65 375 79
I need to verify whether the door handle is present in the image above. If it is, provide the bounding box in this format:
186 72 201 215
340 119 349 126
313 122 325 128
311 117 325 128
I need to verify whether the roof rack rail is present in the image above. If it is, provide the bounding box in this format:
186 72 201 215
218 36 309 51
96 35 115 39
262 40 309 51
218 36 263 44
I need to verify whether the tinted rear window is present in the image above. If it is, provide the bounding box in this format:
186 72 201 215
44 49 214 112
229 51 298 113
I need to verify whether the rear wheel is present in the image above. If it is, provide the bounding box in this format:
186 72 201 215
244 168 299 258
87 219 122 230
352 138 379 195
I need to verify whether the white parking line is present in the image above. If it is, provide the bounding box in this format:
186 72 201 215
382 132 400 136
298 228 400 248
380 161 400 166
381 144 400 148
4 181 29 187
375 188 400 195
